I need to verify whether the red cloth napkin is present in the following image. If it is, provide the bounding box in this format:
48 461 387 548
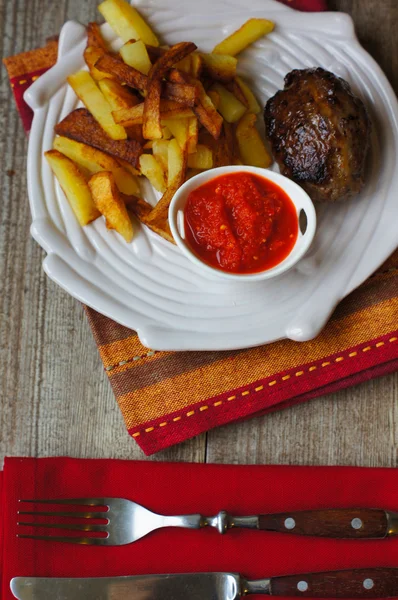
2 457 398 600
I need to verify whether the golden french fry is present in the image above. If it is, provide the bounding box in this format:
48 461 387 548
98 0 159 46
120 39 152 75
162 82 198 106
84 46 113 81
187 144 213 169
213 18 275 56
175 55 192 73
235 76 261 114
143 42 197 140
236 112 273 168
117 158 141 176
145 139 187 227
152 139 170 171
139 154 166 192
207 90 220 110
89 171 134 242
45 149 100 226
187 117 198 154
201 53 237 82
98 79 141 110
139 214 175 244
95 53 147 92
167 138 185 187
168 70 222 139
226 79 249 108
87 22 107 49
211 82 246 123
53 136 140 196
55 109 142 167
162 117 189 150
67 71 126 140
113 100 194 127
161 125 172 139
190 53 203 78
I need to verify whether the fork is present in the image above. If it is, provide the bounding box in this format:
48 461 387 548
17 498 398 546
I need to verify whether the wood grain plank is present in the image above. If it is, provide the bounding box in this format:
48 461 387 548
0 0 206 466
206 0 398 466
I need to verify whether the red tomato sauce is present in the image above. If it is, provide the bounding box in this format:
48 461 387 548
184 172 299 274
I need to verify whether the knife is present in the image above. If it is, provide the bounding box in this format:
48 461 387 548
10 569 398 600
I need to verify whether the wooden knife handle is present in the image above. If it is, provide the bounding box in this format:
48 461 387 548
269 568 398 598
258 509 389 538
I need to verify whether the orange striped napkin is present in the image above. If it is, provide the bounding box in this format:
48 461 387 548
4 7 398 455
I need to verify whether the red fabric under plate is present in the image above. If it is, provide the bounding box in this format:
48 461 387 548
2 458 398 600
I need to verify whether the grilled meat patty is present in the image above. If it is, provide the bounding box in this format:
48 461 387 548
264 68 371 202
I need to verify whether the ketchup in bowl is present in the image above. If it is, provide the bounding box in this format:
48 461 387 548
184 172 299 274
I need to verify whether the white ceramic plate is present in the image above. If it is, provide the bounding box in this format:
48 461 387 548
25 0 398 351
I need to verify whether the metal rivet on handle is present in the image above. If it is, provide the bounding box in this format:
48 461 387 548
284 517 296 530
351 518 363 530
363 579 374 590
297 581 308 592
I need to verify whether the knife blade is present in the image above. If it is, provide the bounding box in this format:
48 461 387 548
10 568 398 600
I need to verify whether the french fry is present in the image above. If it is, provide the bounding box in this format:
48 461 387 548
113 101 194 127
139 214 175 244
175 55 192 74
210 82 246 123
98 79 141 110
187 117 198 154
168 70 223 139
225 79 249 108
236 112 273 168
87 22 107 49
207 90 220 110
89 171 134 242
125 195 152 218
95 53 147 92
213 122 234 167
84 47 113 81
98 0 159 46
145 139 187 227
125 194 174 243
162 117 189 150
234 76 261 114
55 109 142 167
120 40 152 75
139 154 166 192
117 158 141 176
213 18 275 56
67 71 127 140
190 53 203 78
84 23 110 80
145 44 167 63
152 139 169 171
99 79 143 142
53 136 140 196
45 149 100 226
187 144 213 169
162 82 198 106
161 125 172 139
201 53 237 82
143 42 197 139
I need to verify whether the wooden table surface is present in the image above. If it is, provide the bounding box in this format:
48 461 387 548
1 0 397 468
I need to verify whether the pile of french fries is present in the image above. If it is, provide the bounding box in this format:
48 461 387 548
45 0 275 244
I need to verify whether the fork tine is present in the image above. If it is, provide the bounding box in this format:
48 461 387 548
17 534 107 545
17 521 108 532
19 498 109 507
18 510 109 519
